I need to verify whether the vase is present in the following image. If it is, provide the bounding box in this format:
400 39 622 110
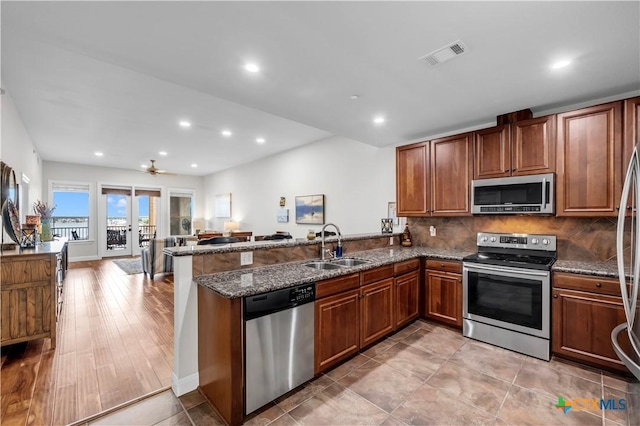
40 218 53 242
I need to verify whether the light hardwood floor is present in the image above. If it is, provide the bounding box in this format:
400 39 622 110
1 258 174 426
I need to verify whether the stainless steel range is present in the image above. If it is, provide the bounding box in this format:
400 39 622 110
462 232 557 361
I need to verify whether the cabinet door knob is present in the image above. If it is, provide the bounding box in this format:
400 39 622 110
553 294 558 298
596 282 602 288
616 206 620 210
627 206 633 210
440 263 444 267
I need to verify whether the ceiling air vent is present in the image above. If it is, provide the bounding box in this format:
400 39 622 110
419 40 468 67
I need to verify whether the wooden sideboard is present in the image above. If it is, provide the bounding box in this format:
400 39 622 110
0 239 67 348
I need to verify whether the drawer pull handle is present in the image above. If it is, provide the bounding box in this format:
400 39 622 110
596 282 602 288
440 263 444 267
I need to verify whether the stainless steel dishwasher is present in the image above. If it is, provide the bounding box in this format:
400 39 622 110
244 283 315 415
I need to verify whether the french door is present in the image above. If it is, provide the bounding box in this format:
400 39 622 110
100 186 161 258
101 187 133 258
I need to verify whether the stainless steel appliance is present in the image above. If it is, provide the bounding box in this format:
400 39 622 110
612 144 640 379
244 283 315 415
471 173 554 214
463 232 557 360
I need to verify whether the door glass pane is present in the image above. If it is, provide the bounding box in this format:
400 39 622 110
107 194 128 250
137 194 158 247
170 195 192 236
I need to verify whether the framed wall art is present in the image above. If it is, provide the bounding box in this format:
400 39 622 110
215 193 232 218
295 194 325 224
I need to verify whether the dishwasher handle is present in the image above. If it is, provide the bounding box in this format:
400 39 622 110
244 283 315 321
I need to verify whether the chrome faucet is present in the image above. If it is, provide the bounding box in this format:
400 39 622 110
321 223 342 261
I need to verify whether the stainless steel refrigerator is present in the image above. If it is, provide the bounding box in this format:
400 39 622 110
614 144 640 424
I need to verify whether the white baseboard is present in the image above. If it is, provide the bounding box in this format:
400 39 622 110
172 372 199 396
69 255 100 262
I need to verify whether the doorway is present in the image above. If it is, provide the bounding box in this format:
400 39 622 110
101 188 132 257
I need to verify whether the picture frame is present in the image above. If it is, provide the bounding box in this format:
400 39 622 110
388 201 399 225
277 208 289 223
215 193 232 218
295 194 325 224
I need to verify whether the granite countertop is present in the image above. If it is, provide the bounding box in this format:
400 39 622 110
165 232 401 256
195 246 471 298
552 259 625 278
0 239 68 258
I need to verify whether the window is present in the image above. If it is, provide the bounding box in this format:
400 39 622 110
169 190 194 236
52 182 91 240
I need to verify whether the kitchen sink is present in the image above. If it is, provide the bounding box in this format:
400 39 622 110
303 261 345 270
332 258 369 267
303 258 370 270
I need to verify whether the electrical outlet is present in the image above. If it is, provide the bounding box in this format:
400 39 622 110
389 237 394 245
241 251 253 266
430 226 437 236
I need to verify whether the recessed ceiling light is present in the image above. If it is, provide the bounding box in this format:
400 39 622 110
191 164 198 168
244 63 260 73
159 151 168 156
94 152 103 157
221 130 232 137
373 116 385 125
350 95 359 100
256 137 266 144
179 120 192 128
551 59 571 70
141 164 148 168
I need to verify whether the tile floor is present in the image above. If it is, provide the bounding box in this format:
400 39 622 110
79 320 636 425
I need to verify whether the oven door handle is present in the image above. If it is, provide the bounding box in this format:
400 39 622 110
464 263 549 277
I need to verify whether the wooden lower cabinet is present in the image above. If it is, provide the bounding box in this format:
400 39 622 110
360 278 395 348
314 288 360 374
424 260 462 328
1 253 57 348
552 272 633 374
395 270 419 328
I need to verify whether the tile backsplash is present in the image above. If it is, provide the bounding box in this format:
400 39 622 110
408 216 622 262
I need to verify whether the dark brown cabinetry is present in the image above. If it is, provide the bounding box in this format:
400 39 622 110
396 142 428 216
314 273 360 374
394 260 420 328
624 96 640 169
556 101 623 216
474 116 556 180
423 259 462 328
360 278 395 348
552 272 632 374
396 134 472 217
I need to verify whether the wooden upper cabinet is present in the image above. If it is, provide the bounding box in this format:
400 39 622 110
396 142 429 216
474 117 555 180
430 133 473 216
624 97 640 168
474 125 511 179
512 115 556 176
556 101 623 216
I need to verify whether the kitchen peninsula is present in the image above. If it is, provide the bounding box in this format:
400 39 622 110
166 233 470 424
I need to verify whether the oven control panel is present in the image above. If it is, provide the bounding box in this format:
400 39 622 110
477 233 556 251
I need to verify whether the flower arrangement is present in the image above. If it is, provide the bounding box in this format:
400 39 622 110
33 200 56 219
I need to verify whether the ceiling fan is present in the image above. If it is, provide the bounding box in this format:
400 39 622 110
143 159 176 176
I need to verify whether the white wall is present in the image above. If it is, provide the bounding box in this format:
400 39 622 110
1 89 43 247
203 136 396 239
43 161 205 260
1 89 43 217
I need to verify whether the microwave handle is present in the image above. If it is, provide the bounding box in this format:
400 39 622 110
542 177 547 209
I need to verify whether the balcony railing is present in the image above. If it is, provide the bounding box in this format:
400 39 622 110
52 217 89 240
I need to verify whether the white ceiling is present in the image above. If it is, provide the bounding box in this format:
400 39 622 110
2 1 639 176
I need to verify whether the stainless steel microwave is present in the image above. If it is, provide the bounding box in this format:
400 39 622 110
471 173 554 214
